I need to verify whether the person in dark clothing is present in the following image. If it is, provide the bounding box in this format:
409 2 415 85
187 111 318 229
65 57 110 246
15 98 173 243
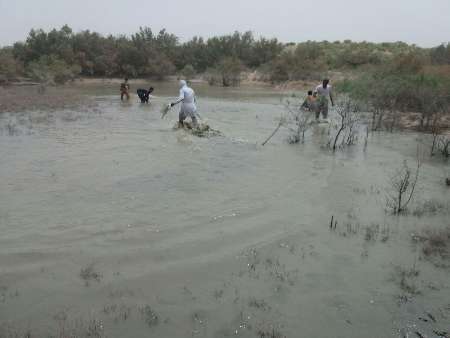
137 87 154 103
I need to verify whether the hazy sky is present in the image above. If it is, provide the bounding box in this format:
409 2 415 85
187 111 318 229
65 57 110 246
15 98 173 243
0 0 449 47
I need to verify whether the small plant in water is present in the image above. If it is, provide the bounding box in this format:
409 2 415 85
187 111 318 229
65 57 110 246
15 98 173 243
262 94 314 146
85 318 105 338
257 328 286 338
80 263 102 286
386 158 421 214
54 314 105 338
430 113 450 158
283 96 314 144
248 298 271 312
413 227 450 267
328 99 360 152
138 305 159 327
412 199 448 217
393 264 421 295
213 288 224 300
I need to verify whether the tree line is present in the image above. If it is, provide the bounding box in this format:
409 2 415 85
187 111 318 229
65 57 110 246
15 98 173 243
0 25 449 86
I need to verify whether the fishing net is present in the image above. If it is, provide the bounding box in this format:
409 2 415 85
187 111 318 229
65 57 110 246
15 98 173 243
172 122 222 137
160 103 171 118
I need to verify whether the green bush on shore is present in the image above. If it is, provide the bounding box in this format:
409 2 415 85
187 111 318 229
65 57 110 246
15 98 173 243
0 48 23 84
335 52 450 131
0 25 449 88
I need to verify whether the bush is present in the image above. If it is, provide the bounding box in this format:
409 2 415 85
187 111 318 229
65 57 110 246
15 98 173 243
218 56 244 87
268 57 291 82
180 64 196 80
51 60 81 84
430 43 450 65
205 57 244 87
204 67 221 86
3 25 448 86
336 53 450 131
26 56 80 84
143 52 176 80
0 48 23 83
267 43 326 82
27 58 52 83
120 64 138 78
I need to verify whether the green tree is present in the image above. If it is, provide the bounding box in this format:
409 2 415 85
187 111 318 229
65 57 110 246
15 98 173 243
218 56 244 87
0 47 23 83
430 43 450 64
180 64 196 80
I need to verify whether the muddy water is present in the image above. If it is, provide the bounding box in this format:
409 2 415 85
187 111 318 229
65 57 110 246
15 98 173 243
0 83 449 338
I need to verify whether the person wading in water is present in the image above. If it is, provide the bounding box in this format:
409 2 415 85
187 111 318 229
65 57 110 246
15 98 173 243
301 90 320 118
315 78 334 121
170 80 198 128
120 78 130 101
137 87 154 103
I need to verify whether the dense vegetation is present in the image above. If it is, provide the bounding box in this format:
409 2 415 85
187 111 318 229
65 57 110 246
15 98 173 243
1 25 449 87
0 26 281 84
336 52 450 131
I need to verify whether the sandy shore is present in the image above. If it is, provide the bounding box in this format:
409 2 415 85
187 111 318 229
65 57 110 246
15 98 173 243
71 75 311 91
0 85 96 113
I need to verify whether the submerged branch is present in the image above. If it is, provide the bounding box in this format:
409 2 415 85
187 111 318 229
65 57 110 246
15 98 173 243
262 116 284 146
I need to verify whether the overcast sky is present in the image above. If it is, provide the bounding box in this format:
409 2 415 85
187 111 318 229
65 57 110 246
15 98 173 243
0 0 449 47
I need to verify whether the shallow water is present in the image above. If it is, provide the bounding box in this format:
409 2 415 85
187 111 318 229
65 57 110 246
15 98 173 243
0 83 449 338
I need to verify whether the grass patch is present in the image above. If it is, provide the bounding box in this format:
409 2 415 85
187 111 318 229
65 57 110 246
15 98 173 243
79 263 102 286
138 305 159 327
412 199 449 217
